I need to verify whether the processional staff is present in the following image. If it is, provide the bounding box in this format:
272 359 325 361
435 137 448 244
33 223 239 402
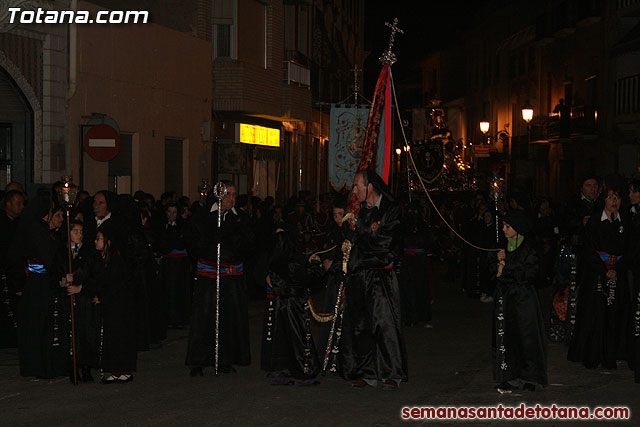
56 176 79 385
212 181 227 376
489 172 504 245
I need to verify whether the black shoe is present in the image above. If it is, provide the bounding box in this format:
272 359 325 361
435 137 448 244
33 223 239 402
190 367 204 377
522 383 536 391
101 374 117 384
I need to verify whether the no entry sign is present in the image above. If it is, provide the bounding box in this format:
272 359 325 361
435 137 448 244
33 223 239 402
83 124 121 161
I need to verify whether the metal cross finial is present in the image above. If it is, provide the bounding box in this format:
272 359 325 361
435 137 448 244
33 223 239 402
379 18 404 65
350 65 362 104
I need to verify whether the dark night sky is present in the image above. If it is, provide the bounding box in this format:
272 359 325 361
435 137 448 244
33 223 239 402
361 0 498 93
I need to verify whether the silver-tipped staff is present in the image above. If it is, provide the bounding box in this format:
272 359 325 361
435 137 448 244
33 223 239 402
213 181 227 376
489 172 504 245
322 237 352 374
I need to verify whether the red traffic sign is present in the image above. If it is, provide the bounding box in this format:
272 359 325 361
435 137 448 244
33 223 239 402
83 124 120 162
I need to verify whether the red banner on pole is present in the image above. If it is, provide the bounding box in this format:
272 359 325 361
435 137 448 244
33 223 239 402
347 64 393 215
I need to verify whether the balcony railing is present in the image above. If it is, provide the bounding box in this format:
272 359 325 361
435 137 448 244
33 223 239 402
617 74 640 116
619 0 640 9
284 60 310 88
530 106 598 142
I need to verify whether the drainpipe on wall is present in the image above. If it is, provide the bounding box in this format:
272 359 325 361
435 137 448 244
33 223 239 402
65 0 77 101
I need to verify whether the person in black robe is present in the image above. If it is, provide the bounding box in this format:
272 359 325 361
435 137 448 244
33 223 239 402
627 179 640 383
0 190 25 348
260 226 321 385
568 185 631 371
16 195 70 379
340 170 407 390
309 196 347 363
157 202 191 328
88 224 137 383
83 190 121 245
140 208 164 350
64 220 100 382
185 183 253 376
117 194 158 352
398 201 434 326
493 210 547 393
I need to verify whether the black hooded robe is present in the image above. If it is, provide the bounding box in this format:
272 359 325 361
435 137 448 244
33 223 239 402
568 213 630 369
260 230 321 380
89 250 137 374
17 215 69 379
157 220 191 327
492 239 548 386
398 214 433 325
68 242 101 370
185 206 253 369
340 195 408 383
629 204 640 383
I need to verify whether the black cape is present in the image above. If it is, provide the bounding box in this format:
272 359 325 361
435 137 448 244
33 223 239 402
340 196 408 382
260 230 321 379
185 206 253 369
492 239 548 386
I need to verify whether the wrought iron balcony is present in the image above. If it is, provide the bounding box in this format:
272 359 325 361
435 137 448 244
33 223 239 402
529 106 598 142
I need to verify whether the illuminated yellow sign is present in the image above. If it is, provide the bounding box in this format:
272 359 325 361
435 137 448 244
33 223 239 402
239 123 280 147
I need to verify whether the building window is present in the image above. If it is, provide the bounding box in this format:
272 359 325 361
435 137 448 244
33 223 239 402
0 124 11 188
264 5 268 69
284 5 295 52
212 0 235 59
165 138 183 194
298 6 309 57
216 24 231 58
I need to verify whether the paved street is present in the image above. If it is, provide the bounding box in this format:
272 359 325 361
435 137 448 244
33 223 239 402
1 266 637 426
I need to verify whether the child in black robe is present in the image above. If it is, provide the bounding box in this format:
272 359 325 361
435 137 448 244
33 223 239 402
89 225 137 383
260 226 321 385
65 220 99 382
493 210 547 393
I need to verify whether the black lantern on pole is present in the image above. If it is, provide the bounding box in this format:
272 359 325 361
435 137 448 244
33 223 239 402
198 179 211 204
57 175 78 208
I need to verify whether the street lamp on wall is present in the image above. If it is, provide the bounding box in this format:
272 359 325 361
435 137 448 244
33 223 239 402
521 102 534 124
479 121 490 134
